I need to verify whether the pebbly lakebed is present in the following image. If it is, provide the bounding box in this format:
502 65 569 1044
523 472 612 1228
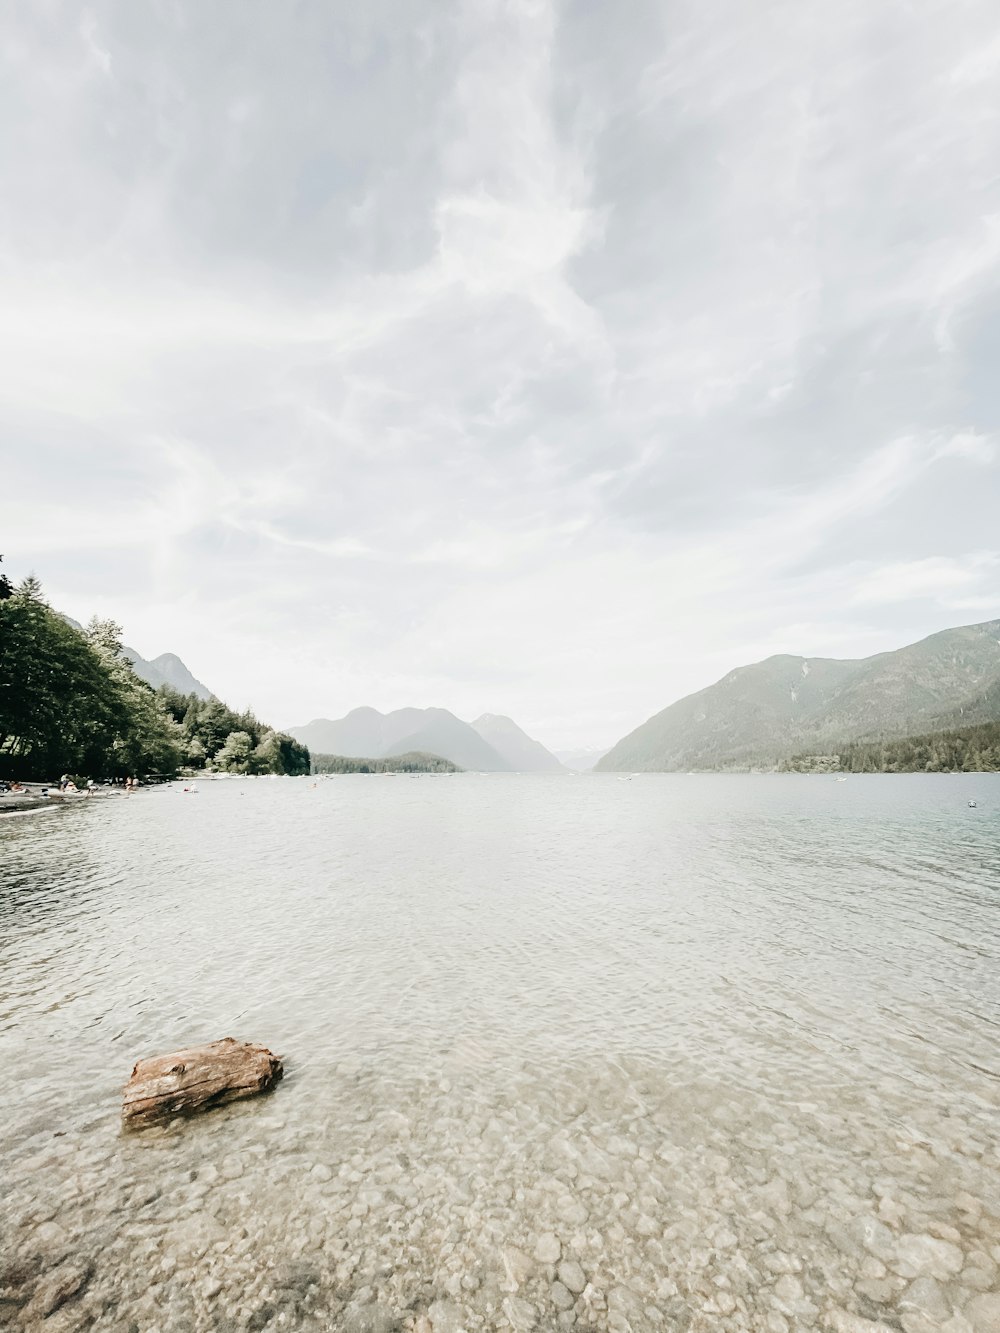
0 772 998 1332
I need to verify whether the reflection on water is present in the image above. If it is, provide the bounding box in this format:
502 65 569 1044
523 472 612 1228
1 774 998 1331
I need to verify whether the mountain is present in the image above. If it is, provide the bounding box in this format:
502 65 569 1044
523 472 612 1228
384 710 513 772
287 707 513 771
60 614 213 700
127 650 213 700
470 714 565 771
933 671 1000 730
597 617 1000 772
554 746 611 772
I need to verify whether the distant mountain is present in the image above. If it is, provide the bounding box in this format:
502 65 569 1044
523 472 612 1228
554 746 610 772
598 618 1000 772
60 613 213 700
470 714 565 771
384 710 513 771
127 650 213 701
288 707 513 772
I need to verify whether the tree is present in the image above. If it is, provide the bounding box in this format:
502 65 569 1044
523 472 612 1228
1 571 307 781
215 730 254 773
84 617 184 776
197 698 239 758
0 580 184 779
0 578 111 776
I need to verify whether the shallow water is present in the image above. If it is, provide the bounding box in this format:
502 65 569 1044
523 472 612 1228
1 773 998 1332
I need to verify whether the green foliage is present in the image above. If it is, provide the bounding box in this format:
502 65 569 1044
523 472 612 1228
0 577 184 779
311 751 461 774
158 688 310 776
215 730 254 773
0 570 309 781
785 721 1000 773
598 618 1000 772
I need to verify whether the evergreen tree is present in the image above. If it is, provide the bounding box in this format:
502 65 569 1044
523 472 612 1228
0 572 309 780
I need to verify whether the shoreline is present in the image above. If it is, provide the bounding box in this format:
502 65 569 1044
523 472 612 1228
0 786 127 818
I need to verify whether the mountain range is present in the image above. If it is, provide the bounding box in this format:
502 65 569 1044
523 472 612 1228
58 606 1000 773
288 708 564 772
61 613 214 700
597 618 1000 771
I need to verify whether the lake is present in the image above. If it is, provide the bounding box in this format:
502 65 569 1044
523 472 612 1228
1 774 998 1332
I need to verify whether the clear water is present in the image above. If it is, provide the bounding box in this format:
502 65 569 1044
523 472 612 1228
1 774 998 1332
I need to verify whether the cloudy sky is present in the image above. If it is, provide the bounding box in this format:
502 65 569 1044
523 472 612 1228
3 0 1000 749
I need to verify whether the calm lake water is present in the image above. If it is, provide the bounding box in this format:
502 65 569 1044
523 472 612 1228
1 774 998 1332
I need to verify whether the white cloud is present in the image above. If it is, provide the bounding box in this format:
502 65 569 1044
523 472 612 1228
933 431 997 465
852 555 1000 607
3 0 1000 747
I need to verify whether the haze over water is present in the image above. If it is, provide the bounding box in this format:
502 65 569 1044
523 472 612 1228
2 775 999 1331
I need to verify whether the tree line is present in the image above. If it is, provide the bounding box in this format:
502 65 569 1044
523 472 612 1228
0 564 309 781
311 750 459 774
783 720 1000 773
158 688 309 776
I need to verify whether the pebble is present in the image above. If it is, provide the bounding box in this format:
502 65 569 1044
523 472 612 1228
550 1281 575 1311
892 1234 965 1280
502 1295 537 1329
502 1246 534 1288
900 1277 951 1322
558 1198 589 1226
557 1260 586 1294
341 1304 400 1333
534 1233 561 1264
426 1298 467 1333
219 1155 244 1181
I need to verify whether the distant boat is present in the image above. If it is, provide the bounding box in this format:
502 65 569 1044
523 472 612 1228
969 800 978 808
836 776 848 783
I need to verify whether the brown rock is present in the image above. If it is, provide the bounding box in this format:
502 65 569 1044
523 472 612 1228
122 1038 282 1126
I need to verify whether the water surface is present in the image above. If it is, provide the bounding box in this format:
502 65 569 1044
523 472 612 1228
1 774 998 1331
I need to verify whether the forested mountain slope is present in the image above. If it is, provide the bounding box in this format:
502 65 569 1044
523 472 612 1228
598 619 1000 771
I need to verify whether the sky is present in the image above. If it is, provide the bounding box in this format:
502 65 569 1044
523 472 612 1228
3 0 1000 751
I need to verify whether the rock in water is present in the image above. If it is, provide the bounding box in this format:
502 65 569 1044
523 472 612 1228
122 1038 283 1126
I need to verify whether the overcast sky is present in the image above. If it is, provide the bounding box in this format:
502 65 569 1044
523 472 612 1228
3 1 1000 749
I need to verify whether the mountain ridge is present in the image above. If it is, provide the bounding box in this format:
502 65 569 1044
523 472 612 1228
289 708 565 773
130 650 213 700
288 707 512 772
470 714 565 771
597 617 1000 772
